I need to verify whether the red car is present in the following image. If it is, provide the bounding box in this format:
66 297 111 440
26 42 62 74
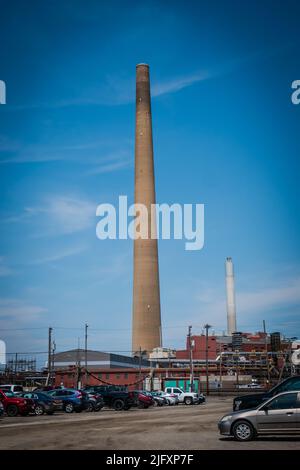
133 391 155 409
0 389 35 417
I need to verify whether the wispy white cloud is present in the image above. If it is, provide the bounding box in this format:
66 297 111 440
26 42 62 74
3 69 210 110
86 152 132 175
236 278 300 313
0 257 13 277
30 245 87 265
193 276 300 330
152 72 209 97
0 298 47 325
30 195 96 235
3 195 97 236
0 137 133 169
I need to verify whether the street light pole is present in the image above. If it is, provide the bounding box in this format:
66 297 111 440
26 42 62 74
204 324 211 395
46 327 52 386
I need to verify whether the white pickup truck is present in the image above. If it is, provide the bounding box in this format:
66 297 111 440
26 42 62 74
164 386 200 405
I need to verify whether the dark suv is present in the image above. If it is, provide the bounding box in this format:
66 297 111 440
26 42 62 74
16 391 63 415
233 375 300 411
84 385 134 411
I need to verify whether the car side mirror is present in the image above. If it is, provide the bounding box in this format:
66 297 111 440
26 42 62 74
260 405 268 412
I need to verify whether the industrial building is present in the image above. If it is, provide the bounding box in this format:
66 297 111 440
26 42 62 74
51 349 149 370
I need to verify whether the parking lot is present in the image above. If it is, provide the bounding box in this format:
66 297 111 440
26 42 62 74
1 397 300 450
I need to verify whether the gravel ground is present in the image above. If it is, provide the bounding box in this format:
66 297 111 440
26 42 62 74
0 397 300 450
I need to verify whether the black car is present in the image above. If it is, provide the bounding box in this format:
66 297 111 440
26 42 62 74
233 375 300 411
84 385 134 411
81 391 104 412
16 391 63 415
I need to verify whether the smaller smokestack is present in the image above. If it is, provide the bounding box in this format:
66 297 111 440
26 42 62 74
225 257 237 335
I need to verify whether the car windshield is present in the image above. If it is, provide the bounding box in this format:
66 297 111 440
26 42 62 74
3 391 14 397
36 393 50 399
269 377 300 395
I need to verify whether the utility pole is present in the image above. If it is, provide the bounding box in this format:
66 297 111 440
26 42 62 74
263 320 270 385
219 342 223 392
85 323 88 385
188 326 194 392
14 352 18 376
51 340 56 386
204 324 211 395
46 327 52 386
76 337 81 389
235 351 240 387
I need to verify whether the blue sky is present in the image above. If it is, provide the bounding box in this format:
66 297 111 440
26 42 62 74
0 0 300 363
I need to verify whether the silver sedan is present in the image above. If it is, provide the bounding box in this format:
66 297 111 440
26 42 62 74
218 391 300 441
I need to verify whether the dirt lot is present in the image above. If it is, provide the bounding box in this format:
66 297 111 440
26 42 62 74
0 397 299 450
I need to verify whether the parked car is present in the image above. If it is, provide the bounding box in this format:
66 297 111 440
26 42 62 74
0 384 24 394
146 392 165 407
151 391 178 406
164 387 199 405
132 391 155 409
82 391 104 412
0 389 35 417
47 388 89 413
233 375 300 411
219 391 300 441
0 400 4 417
15 391 63 415
84 385 134 411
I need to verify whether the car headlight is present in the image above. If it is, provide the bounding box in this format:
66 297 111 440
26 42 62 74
220 415 232 422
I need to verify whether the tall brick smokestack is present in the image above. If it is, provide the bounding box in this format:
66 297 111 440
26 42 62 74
132 64 162 356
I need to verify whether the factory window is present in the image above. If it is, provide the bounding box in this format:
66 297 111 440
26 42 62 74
124 373 128 379
116 374 120 379
106 373 110 379
98 373 102 379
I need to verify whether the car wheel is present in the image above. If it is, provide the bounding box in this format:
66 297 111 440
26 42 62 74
232 420 255 441
34 405 45 416
87 403 94 412
64 402 74 413
184 397 193 405
113 399 124 411
6 405 18 417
